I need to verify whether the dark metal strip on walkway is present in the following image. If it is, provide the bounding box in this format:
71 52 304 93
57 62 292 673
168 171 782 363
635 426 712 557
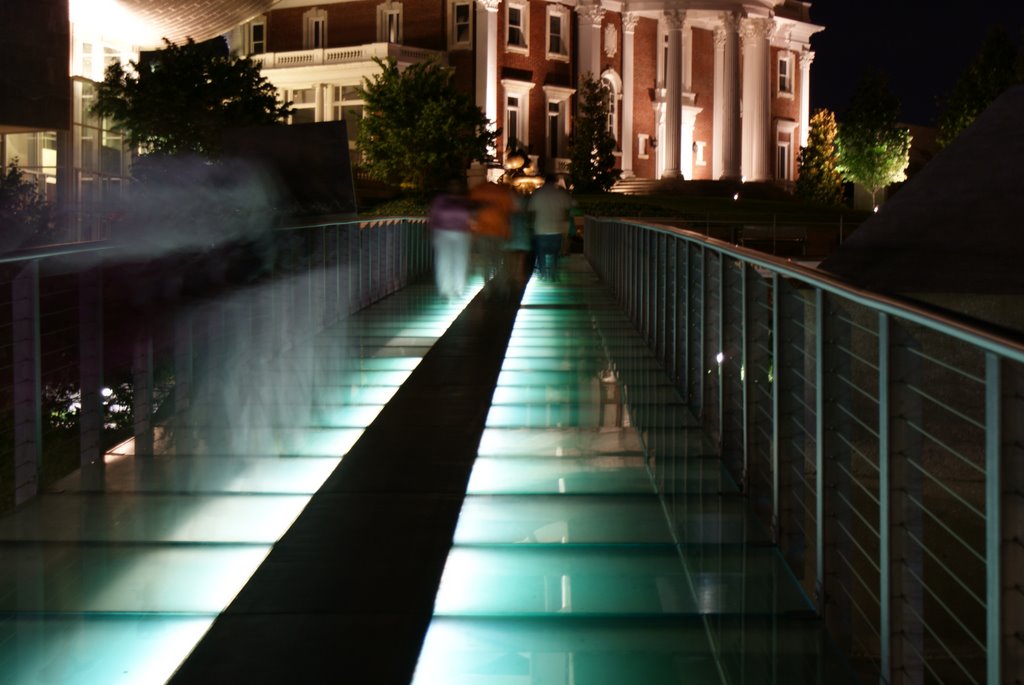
168 281 526 683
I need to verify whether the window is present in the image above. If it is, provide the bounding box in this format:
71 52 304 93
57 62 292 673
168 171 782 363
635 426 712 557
378 2 403 43
601 73 620 142
778 53 793 95
546 6 568 60
695 141 707 166
303 8 327 49
333 85 364 160
506 96 521 148
638 134 650 159
249 18 266 54
502 79 536 150
291 87 316 124
777 142 790 180
507 2 528 52
449 0 472 49
548 103 560 159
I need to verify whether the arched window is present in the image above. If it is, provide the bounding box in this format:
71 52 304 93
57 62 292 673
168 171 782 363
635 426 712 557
601 70 622 142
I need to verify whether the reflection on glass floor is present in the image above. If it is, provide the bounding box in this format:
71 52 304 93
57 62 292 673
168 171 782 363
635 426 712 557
0 275 483 685
415 258 852 685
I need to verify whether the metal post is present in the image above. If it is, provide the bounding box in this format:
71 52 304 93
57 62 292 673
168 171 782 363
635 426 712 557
985 353 1001 685
770 272 781 541
878 313 892 682
815 288 826 614
13 261 41 505
132 321 154 457
79 266 103 466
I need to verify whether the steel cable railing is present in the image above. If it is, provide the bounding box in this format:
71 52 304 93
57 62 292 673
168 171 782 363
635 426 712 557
586 217 1024 685
0 218 431 513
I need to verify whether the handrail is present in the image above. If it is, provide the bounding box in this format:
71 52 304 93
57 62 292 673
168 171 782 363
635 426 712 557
0 217 434 513
621 219 1024 362
585 216 1023 685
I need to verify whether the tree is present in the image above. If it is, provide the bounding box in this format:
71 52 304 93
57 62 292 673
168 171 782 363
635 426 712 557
92 37 291 157
356 57 496 193
795 109 844 206
568 75 621 193
0 160 55 251
936 27 1023 148
835 72 911 209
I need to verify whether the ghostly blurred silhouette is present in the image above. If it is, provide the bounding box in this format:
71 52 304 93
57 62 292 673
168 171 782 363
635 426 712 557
528 174 574 282
428 181 474 298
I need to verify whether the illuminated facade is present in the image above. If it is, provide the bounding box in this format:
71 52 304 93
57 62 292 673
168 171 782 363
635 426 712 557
227 0 821 183
0 0 278 241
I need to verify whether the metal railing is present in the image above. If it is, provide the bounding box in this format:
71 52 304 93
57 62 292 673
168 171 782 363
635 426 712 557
586 217 1024 684
0 217 431 513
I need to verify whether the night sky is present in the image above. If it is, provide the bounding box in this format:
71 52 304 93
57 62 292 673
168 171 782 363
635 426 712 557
806 1 1024 126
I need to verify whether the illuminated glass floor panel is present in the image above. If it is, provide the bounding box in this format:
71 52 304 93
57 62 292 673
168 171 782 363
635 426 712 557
418 258 840 684
0 274 484 685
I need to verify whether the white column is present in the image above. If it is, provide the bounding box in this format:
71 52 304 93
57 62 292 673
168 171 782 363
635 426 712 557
475 0 500 135
799 49 815 148
576 3 605 81
713 13 740 179
663 10 684 178
621 13 638 178
740 16 773 181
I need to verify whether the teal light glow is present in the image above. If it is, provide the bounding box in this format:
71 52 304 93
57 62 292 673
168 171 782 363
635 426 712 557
1 274 484 684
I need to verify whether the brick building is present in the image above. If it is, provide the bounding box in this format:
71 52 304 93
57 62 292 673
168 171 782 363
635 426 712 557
226 0 822 184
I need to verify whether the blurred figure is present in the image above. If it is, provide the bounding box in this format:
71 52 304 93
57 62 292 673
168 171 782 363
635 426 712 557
428 180 474 298
469 181 517 295
503 190 533 291
528 174 575 282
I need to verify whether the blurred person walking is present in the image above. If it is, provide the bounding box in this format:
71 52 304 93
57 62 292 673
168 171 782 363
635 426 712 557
428 181 474 298
527 174 575 282
469 181 518 297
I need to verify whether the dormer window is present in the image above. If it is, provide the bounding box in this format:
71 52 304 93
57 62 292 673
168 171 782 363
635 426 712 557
303 8 327 49
377 1 403 43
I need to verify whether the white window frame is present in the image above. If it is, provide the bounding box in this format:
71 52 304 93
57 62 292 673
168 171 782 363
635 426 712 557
542 84 573 164
303 8 327 49
601 70 622 143
775 119 798 180
777 51 794 97
637 133 650 160
448 0 473 50
501 79 536 151
506 1 529 54
695 140 707 166
546 5 569 61
248 16 267 55
377 1 403 43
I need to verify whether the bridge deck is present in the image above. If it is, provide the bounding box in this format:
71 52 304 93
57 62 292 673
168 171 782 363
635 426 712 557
0 257 851 684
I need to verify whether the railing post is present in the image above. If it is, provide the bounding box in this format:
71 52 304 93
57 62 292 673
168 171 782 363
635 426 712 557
814 288 826 615
770 273 781 541
132 320 154 457
878 313 892 682
889 319 924 684
13 261 41 505
985 353 1001 685
79 265 103 466
996 357 1024 682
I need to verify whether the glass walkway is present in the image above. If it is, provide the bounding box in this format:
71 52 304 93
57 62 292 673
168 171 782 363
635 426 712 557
0 256 853 684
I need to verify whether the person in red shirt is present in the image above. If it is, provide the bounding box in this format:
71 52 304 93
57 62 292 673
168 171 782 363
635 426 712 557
469 181 518 296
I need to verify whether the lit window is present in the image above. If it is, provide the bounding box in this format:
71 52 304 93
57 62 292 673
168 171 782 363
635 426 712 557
506 95 521 148
546 7 568 60
777 142 790 180
601 74 619 142
548 102 560 159
695 141 707 166
507 2 528 52
377 2 403 43
778 53 793 95
503 79 536 149
449 1 472 49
